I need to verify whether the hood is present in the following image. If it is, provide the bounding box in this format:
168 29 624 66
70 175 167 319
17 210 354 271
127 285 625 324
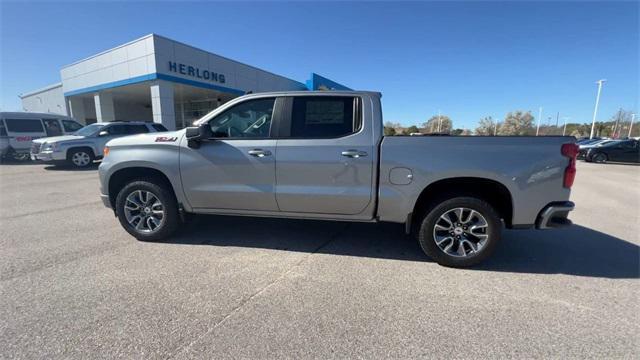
106 130 184 147
33 135 85 144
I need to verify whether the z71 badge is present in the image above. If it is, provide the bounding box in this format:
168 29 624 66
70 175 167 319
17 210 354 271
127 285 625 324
155 136 178 142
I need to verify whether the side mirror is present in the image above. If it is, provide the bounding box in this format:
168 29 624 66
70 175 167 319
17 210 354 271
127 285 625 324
98 130 109 137
186 125 213 148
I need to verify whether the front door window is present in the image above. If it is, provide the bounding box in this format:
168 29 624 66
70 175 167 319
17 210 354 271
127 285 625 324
43 119 63 137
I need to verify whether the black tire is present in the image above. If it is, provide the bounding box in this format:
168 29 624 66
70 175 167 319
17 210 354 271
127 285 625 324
417 196 502 267
592 153 607 163
115 180 179 241
67 148 94 168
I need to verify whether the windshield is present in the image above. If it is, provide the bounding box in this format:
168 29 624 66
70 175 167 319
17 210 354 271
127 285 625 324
73 123 105 137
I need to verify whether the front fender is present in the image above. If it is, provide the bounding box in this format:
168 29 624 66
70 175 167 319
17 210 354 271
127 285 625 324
98 144 190 211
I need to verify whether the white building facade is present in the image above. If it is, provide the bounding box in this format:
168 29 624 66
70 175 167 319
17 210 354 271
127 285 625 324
20 34 350 130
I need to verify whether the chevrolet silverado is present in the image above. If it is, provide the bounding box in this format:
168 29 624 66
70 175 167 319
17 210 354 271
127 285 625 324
98 91 577 267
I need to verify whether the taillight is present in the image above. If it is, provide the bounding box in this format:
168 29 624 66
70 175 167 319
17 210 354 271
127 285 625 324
561 143 578 188
103 146 110 157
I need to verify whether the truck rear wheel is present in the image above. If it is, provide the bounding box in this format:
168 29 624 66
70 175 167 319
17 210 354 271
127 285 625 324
115 180 179 241
417 197 501 267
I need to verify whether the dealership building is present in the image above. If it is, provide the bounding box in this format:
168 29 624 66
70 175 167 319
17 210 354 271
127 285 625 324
20 34 350 130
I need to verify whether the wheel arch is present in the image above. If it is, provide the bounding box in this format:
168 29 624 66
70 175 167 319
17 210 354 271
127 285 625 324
107 167 175 210
409 177 514 232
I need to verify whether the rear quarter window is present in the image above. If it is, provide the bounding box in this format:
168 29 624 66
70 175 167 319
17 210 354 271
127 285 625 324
5 118 44 133
0 120 7 136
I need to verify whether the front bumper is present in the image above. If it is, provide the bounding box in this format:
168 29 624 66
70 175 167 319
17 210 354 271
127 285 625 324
30 151 66 162
535 201 575 229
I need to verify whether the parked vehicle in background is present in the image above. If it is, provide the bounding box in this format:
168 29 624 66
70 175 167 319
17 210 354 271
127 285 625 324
0 112 83 161
98 91 578 267
585 139 640 163
31 121 168 168
576 137 602 145
577 139 620 159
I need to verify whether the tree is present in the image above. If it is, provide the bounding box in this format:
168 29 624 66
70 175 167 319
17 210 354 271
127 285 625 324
475 116 497 136
406 125 420 134
422 115 453 133
383 126 397 136
499 111 534 136
384 121 401 129
451 128 473 136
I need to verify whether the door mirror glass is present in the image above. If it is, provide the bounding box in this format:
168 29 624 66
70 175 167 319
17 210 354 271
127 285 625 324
98 130 109 137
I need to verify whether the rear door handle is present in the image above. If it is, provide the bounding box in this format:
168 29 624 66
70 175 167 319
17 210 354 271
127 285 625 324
341 149 368 158
248 149 272 157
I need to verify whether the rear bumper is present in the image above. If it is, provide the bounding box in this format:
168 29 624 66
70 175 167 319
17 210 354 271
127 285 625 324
535 201 575 229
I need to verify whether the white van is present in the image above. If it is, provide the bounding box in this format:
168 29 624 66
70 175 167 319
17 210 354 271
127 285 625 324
0 112 83 161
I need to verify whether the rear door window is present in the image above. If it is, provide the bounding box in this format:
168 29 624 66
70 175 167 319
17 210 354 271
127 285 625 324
106 125 127 135
4 118 44 133
288 96 359 138
43 119 63 137
126 125 150 134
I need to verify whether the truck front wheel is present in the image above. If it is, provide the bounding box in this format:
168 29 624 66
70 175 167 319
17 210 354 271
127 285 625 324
417 197 501 267
115 180 179 241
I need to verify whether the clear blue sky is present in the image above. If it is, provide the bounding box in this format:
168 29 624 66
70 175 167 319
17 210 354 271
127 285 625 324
1 1 638 129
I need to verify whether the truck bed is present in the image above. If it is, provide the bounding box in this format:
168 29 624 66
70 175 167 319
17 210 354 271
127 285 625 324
377 136 575 226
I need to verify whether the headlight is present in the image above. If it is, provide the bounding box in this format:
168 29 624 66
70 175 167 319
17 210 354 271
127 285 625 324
42 143 58 151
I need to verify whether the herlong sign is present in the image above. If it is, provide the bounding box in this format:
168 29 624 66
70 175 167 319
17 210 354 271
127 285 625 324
168 61 226 84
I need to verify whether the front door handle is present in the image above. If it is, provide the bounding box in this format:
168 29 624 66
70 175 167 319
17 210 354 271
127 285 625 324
341 149 368 158
248 149 272 157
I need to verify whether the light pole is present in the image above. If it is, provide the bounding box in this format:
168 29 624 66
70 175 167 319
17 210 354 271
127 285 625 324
630 113 636 138
536 107 542 136
590 79 606 139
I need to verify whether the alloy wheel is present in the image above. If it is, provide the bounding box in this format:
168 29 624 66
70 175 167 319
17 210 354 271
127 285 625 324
123 190 165 233
433 207 489 258
71 152 91 167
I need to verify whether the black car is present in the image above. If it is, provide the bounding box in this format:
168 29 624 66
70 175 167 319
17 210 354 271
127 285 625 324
585 139 640 163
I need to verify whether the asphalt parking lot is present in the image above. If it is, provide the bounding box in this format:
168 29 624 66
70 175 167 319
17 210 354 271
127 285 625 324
1 161 638 359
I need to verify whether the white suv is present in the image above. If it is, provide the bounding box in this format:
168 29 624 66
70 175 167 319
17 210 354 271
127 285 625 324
31 121 168 168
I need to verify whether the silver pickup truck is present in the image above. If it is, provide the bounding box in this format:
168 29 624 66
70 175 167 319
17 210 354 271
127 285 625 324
98 91 578 267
